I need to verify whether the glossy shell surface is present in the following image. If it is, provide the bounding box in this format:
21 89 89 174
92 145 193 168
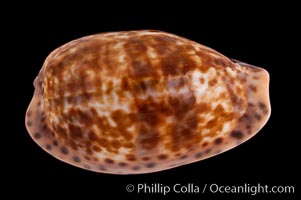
25 30 270 174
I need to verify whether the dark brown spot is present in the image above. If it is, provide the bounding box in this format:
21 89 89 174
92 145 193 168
37 101 41 106
98 165 107 171
175 153 182 157
27 111 32 117
249 84 257 92
126 154 136 161
106 81 113 94
42 124 47 130
214 58 226 66
121 77 130 91
180 155 188 160
158 154 168 160
214 137 223 145
145 162 156 168
53 140 58 146
111 140 121 149
195 152 203 158
231 131 244 139
182 57 196 73
142 157 150 161
248 103 255 107
86 148 93 155
50 130 55 138
258 102 268 114
54 125 67 139
41 114 46 122
119 162 127 167
162 59 179 75
45 144 52 150
104 158 115 164
84 156 91 161
33 132 41 139
60 146 69 154
132 166 140 171
123 142 134 148
77 110 94 126
97 138 110 150
27 121 32 127
134 80 147 94
68 124 83 138
239 113 251 123
88 131 98 140
209 79 217 86
69 141 78 150
205 149 211 154
205 118 218 129
255 114 262 121
73 156 81 163
92 145 101 152
202 142 208 147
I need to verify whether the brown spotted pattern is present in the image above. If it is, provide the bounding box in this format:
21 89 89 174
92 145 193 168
25 30 271 174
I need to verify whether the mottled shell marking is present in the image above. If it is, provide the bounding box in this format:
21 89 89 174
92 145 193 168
25 30 270 174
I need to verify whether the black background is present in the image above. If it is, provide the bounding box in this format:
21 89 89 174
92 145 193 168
3 3 299 200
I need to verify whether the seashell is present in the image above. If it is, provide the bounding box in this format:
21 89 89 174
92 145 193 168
25 30 270 174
